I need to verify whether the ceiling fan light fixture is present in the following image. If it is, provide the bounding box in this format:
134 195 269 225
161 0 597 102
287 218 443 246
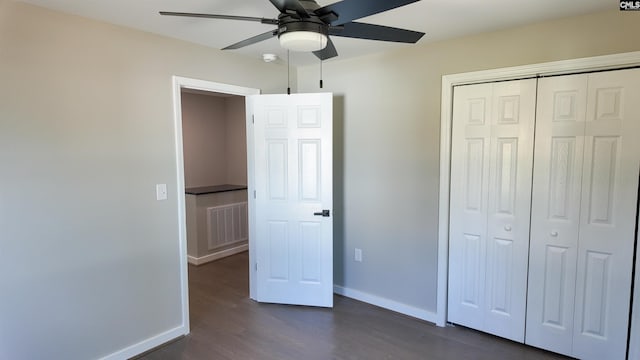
279 31 328 52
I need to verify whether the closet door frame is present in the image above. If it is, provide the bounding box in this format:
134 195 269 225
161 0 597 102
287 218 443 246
437 50 640 356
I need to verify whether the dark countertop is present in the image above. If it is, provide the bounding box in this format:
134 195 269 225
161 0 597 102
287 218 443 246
185 184 248 195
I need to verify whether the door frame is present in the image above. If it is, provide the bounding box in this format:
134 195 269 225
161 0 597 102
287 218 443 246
172 76 260 334
437 50 640 351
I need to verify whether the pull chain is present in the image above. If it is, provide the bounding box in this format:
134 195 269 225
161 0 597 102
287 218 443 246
287 50 291 95
319 33 324 89
320 59 323 89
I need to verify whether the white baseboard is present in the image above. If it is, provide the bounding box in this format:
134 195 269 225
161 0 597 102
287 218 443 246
334 285 437 324
100 324 188 360
187 244 248 265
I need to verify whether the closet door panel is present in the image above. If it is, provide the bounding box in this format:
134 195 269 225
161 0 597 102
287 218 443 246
448 83 492 330
573 68 640 360
448 79 536 342
526 74 587 356
484 80 537 342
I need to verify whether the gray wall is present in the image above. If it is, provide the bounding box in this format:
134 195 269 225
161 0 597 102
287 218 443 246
298 9 640 314
225 96 248 185
181 93 247 188
182 93 227 187
0 1 285 359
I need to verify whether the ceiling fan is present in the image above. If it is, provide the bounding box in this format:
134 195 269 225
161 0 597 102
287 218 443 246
160 0 425 61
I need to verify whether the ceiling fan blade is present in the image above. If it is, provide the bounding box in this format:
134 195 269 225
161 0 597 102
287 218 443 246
316 0 420 26
313 37 338 60
159 11 278 25
329 22 424 43
222 30 278 50
268 0 310 18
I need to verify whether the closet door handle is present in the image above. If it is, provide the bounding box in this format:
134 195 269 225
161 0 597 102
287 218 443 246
504 225 512 232
550 231 558 237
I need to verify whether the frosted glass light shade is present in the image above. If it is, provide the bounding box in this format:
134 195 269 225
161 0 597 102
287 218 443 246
279 31 328 52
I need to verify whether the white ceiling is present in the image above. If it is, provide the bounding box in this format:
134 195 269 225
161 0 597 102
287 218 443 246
19 0 613 66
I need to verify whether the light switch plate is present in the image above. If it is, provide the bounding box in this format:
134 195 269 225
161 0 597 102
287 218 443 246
355 248 363 262
156 184 167 200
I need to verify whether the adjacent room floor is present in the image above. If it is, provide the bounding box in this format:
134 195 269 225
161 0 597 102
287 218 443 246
138 252 570 360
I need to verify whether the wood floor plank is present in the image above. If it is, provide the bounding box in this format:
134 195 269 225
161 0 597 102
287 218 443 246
136 252 571 360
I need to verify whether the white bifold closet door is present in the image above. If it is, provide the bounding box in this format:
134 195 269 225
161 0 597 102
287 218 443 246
526 68 640 360
448 79 537 342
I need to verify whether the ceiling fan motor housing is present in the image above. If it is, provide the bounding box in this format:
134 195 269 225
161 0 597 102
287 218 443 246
277 12 329 51
278 15 328 36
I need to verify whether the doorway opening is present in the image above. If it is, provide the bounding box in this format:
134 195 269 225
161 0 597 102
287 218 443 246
172 76 260 332
182 89 248 265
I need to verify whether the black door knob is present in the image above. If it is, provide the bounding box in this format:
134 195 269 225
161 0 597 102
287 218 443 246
313 210 330 217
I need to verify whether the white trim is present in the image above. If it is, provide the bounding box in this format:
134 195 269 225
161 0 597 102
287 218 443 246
187 244 249 265
334 286 438 324
440 50 640 86
630 211 640 360
99 325 186 360
172 76 190 337
436 75 454 327
437 51 640 328
173 77 261 97
245 96 257 301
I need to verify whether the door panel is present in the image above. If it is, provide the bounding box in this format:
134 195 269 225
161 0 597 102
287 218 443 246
541 245 569 325
461 233 482 307
484 80 536 341
266 140 288 200
527 69 640 360
300 221 322 282
585 136 618 225
267 221 289 280
526 74 587 356
573 69 640 360
250 93 333 307
464 139 485 211
448 79 536 342
448 83 492 331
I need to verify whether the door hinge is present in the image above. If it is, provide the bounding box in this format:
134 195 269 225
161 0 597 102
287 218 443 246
255 262 258 271
254 190 256 199
252 115 255 124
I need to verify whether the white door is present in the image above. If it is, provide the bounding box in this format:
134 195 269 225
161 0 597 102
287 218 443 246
574 69 640 360
448 79 536 342
248 93 333 307
526 68 640 360
526 74 587 356
448 82 492 334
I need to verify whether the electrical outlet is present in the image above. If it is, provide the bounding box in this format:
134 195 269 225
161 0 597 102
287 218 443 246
354 248 363 262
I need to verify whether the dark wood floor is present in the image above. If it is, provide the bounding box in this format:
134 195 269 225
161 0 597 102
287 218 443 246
138 252 571 360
